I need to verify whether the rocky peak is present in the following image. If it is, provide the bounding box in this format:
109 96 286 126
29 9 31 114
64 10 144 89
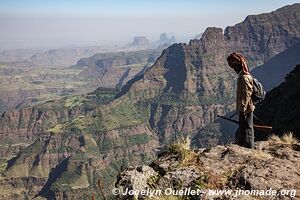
159 33 176 44
225 3 300 65
118 3 300 101
131 36 150 46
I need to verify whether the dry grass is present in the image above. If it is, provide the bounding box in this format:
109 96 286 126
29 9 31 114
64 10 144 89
168 136 191 159
268 134 281 144
169 136 191 151
268 132 299 148
281 132 299 144
168 136 201 167
251 149 273 160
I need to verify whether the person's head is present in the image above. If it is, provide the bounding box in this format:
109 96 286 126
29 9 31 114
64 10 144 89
227 52 249 75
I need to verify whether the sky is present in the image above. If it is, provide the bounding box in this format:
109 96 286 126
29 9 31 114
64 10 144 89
0 0 299 50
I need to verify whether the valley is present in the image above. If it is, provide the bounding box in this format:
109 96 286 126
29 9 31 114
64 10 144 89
0 47 163 114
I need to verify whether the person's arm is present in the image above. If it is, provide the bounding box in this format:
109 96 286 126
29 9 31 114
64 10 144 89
239 75 253 114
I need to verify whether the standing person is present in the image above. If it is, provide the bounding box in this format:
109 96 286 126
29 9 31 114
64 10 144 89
227 52 255 149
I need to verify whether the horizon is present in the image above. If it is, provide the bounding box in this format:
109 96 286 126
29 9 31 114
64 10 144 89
0 0 299 50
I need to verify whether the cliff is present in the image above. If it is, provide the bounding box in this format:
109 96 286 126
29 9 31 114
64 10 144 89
255 64 300 140
115 140 300 199
74 49 162 88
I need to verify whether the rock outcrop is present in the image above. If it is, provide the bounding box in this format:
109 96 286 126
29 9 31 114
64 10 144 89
153 33 176 48
116 141 300 200
130 36 150 46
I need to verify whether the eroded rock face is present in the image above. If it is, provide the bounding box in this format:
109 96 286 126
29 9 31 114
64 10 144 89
0 102 84 157
75 49 162 88
116 142 300 200
255 64 300 140
0 88 75 114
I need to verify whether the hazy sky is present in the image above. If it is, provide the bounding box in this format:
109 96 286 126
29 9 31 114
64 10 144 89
0 0 299 49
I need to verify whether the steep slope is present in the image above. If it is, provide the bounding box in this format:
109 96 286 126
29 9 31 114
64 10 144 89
0 4 300 200
252 42 300 91
74 49 162 88
255 64 300 139
224 3 300 65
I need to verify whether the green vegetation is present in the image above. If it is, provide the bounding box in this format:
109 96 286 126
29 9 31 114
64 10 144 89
0 64 85 91
100 133 153 151
198 123 222 138
47 124 64 134
48 146 73 153
102 101 150 131
82 133 100 155
64 96 84 108
198 93 235 105
150 91 234 106
152 92 185 105
0 158 8 177
168 136 201 168
51 161 89 191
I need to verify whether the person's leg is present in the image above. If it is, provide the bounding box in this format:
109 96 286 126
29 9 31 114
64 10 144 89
235 128 242 146
239 112 255 148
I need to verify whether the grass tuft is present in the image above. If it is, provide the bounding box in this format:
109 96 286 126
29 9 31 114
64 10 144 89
281 132 299 145
268 131 299 150
268 134 281 144
168 136 202 168
251 149 273 160
268 132 299 145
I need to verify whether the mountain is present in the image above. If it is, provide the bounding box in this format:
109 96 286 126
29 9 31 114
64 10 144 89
159 33 176 44
129 36 150 46
255 64 300 140
118 3 300 146
73 49 162 88
0 4 299 199
252 42 300 91
152 33 176 48
0 49 42 62
28 46 111 67
0 47 111 67
116 140 300 199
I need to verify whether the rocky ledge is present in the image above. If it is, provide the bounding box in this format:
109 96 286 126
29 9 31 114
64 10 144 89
115 139 300 200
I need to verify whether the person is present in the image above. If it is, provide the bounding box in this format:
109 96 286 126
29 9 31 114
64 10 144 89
227 52 255 149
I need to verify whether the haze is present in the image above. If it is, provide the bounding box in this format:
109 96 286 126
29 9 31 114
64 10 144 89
0 0 299 50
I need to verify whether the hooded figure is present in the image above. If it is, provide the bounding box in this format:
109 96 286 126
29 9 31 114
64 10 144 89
227 52 255 149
